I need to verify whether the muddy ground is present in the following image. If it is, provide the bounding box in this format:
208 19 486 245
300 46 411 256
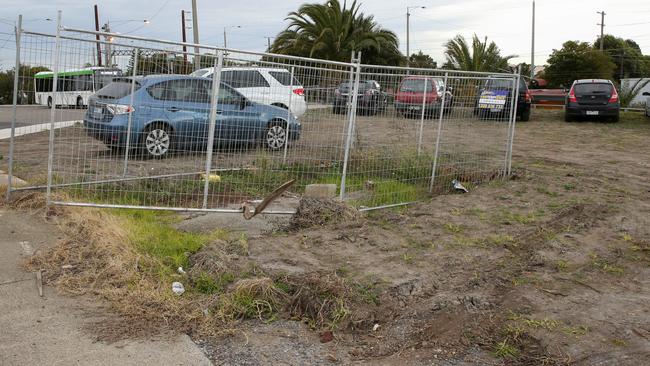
189 110 650 365
4 109 650 365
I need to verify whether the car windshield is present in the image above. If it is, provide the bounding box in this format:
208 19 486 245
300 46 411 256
268 71 301 86
485 78 513 89
400 79 433 92
95 79 140 100
574 83 613 95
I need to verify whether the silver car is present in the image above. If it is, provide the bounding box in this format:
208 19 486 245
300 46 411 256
644 91 650 118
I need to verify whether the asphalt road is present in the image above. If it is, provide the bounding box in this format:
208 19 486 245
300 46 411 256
0 105 85 130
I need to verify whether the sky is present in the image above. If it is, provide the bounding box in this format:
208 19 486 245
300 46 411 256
1 0 650 70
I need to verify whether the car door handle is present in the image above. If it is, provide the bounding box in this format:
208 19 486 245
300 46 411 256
216 110 223 115
167 107 181 112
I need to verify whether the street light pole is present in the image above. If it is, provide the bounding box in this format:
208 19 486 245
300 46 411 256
406 6 425 70
531 0 535 79
223 25 242 49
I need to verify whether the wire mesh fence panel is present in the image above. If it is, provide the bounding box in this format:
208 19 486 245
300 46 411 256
3 18 518 214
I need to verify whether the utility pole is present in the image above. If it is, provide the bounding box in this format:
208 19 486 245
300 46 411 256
223 27 227 49
531 0 535 79
598 11 606 51
191 0 200 69
405 6 425 70
94 4 102 66
265 37 272 51
181 10 188 63
101 22 112 67
406 9 410 68
620 50 625 80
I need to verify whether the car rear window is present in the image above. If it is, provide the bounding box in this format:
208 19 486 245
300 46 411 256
95 79 140 100
338 81 371 92
485 79 513 89
268 71 301 86
190 69 210 77
574 83 613 94
400 79 433 92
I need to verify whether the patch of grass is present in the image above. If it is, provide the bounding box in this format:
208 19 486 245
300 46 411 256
563 183 576 191
218 277 285 321
621 233 634 242
402 252 414 264
496 209 538 225
193 271 235 295
483 234 515 247
611 338 628 347
536 186 560 197
591 254 625 276
353 279 381 305
563 325 589 337
117 209 219 274
492 340 519 359
555 260 569 272
444 223 464 234
523 318 560 331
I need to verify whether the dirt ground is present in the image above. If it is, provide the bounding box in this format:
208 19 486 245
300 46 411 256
191 110 650 365
4 109 650 365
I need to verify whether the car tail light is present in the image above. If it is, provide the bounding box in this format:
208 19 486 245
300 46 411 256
525 90 532 103
293 88 304 96
609 87 619 103
568 87 577 103
106 104 135 115
334 89 341 96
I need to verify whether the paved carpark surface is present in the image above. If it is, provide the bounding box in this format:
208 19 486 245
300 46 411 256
0 105 85 129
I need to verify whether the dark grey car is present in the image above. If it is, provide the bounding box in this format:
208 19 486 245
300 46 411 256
332 80 388 116
565 79 620 122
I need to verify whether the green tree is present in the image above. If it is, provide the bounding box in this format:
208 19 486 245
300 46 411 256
442 34 516 72
0 64 50 104
408 51 437 69
595 35 650 81
270 0 403 65
542 41 616 88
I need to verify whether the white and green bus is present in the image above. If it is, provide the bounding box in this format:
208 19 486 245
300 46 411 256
34 67 122 108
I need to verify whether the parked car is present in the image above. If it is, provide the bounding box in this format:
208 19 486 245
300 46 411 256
190 67 307 117
475 76 531 121
564 79 620 122
83 75 301 158
643 91 650 118
394 76 453 118
332 80 388 115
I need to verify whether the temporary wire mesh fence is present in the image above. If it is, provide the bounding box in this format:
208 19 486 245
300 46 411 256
2 14 519 214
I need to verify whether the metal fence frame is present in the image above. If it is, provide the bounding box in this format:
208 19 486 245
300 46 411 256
3 11 519 215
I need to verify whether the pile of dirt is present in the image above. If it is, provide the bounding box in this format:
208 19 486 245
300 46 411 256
287 198 361 230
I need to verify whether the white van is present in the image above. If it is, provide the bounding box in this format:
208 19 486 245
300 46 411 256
191 67 307 117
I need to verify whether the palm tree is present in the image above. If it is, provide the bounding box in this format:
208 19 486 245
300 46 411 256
443 34 516 72
270 0 402 65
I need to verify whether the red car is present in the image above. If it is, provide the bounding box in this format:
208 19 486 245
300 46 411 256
393 76 453 118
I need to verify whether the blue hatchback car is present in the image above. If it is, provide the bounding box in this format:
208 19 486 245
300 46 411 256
84 75 301 158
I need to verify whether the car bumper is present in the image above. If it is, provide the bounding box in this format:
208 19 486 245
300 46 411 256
566 104 619 117
84 119 129 146
394 101 441 113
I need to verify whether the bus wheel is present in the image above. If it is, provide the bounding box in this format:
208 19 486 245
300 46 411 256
47 97 52 108
76 96 84 109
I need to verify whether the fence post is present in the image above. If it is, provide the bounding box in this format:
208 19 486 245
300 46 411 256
202 51 224 209
45 10 62 206
507 66 522 176
417 77 427 156
282 66 295 163
122 48 139 177
5 15 22 203
339 52 361 201
429 72 448 193
504 66 521 178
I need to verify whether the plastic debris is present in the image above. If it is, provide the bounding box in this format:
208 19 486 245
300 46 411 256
372 323 380 331
452 179 469 193
202 173 221 183
172 282 185 295
177 266 186 274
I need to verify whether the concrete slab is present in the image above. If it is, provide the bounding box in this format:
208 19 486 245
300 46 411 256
0 209 213 366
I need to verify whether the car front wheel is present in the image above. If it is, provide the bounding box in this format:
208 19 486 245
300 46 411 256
143 124 172 158
266 123 286 150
